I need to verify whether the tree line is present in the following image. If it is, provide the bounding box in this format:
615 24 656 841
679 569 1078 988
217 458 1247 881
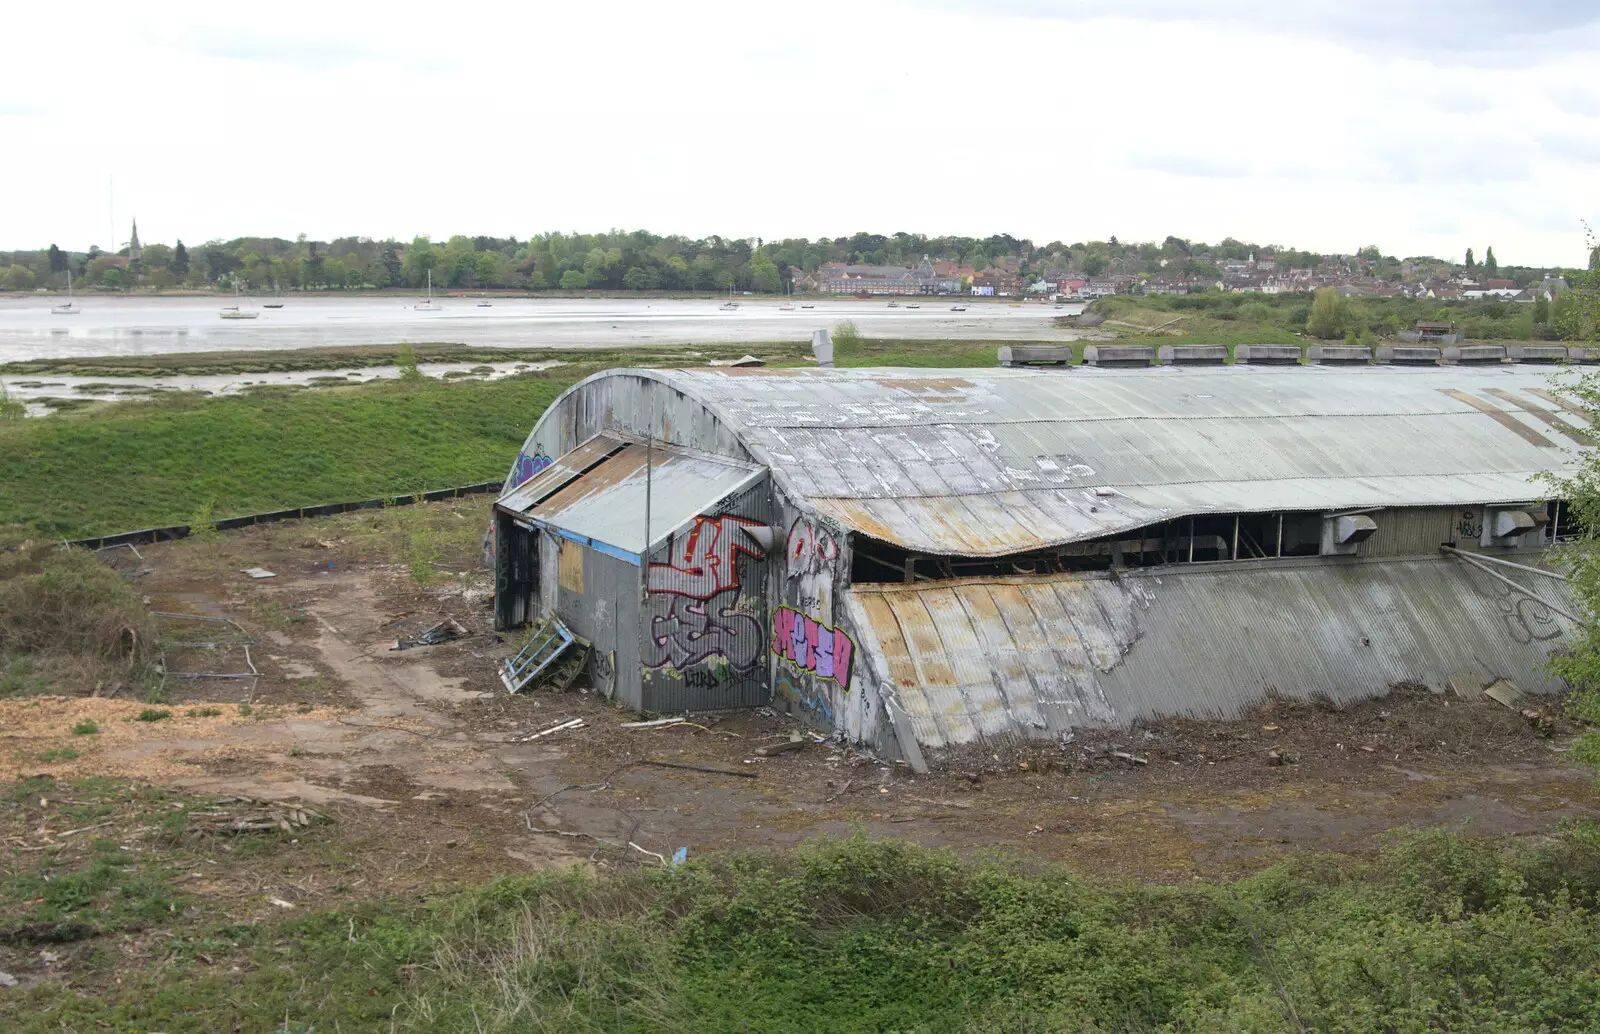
1 229 1593 294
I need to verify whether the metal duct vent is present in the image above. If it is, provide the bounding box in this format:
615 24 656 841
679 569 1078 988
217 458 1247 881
1480 506 1548 547
1321 513 1378 556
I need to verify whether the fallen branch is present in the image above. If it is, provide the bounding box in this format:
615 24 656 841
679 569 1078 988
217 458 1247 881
638 759 757 779
629 842 668 865
619 716 686 729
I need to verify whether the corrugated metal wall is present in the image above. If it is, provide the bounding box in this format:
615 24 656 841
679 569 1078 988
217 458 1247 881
1356 506 1465 558
638 477 776 713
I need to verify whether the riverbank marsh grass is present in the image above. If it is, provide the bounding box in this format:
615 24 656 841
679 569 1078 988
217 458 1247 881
9 829 1600 1032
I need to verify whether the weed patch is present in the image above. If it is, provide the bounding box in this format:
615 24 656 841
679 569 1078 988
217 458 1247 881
134 708 172 723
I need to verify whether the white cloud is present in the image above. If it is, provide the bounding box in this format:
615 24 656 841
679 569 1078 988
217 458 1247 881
0 0 1594 266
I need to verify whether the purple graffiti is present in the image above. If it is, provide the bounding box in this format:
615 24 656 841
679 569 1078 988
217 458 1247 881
643 516 772 671
771 606 854 693
511 450 552 488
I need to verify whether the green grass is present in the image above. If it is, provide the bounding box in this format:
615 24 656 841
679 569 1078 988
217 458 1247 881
71 719 100 735
8 828 1600 1032
0 373 581 539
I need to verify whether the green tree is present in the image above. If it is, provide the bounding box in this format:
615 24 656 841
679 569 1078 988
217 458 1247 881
1534 293 1550 324
3 265 36 290
402 237 438 286
1357 245 1382 263
1485 246 1498 276
621 266 659 291
141 243 173 272
1465 247 1475 268
47 244 65 273
558 269 588 290
1081 254 1109 277
1306 287 1349 339
749 253 781 293
172 240 189 277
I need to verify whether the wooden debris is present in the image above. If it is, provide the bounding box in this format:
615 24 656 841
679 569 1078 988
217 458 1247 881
1111 751 1148 765
754 740 806 757
638 759 757 779
619 716 686 729
516 718 586 742
1484 679 1528 711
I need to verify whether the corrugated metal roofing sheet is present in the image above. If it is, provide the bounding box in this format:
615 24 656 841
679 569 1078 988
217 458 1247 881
618 366 1591 556
500 437 761 555
846 556 1576 751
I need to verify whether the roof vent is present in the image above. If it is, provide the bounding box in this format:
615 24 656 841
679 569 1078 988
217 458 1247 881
1234 344 1301 365
1321 513 1377 555
998 345 1073 367
1376 345 1441 366
1307 345 1371 365
1480 506 1548 547
1082 345 1155 368
1158 344 1227 366
1443 345 1506 365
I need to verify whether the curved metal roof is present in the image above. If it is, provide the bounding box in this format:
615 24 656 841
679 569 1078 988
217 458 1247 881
524 365 1592 557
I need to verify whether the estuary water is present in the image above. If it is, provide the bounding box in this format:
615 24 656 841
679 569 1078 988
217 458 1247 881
0 295 1087 362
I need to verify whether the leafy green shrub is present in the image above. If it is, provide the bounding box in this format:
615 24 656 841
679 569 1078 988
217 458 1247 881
71 719 100 735
134 708 172 722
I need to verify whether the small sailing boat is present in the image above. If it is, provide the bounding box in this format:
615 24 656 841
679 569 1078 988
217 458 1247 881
263 286 285 309
414 270 442 311
51 270 80 314
220 283 260 319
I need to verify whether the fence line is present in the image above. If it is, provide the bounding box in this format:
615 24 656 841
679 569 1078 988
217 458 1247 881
64 481 503 551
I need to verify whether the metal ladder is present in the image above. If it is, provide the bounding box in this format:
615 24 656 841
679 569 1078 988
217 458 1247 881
499 618 576 694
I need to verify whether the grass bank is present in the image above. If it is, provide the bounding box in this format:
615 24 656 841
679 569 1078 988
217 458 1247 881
6 797 1600 1033
0 373 580 539
0 339 1004 539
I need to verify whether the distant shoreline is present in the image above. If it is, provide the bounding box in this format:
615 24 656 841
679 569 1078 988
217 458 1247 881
0 288 1062 304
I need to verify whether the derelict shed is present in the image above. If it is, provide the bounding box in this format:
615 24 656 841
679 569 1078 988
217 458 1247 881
493 364 1589 769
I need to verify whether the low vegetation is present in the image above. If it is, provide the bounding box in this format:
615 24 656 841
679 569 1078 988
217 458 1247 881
5 814 1600 1032
0 544 156 694
1094 290 1557 345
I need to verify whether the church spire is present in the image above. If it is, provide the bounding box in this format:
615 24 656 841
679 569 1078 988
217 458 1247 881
128 218 142 273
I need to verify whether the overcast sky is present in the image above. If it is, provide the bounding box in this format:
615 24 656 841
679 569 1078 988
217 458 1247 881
3 0 1597 265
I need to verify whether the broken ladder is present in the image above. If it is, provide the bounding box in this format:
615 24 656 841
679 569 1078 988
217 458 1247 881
500 618 578 694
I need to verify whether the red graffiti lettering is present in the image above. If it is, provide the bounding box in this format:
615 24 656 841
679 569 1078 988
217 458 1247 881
646 515 769 600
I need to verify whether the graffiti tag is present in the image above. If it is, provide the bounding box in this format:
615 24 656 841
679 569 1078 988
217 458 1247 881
1493 584 1564 645
786 517 838 580
512 450 553 488
642 516 771 671
771 606 855 692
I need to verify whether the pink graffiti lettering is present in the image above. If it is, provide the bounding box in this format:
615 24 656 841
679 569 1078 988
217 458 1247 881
646 516 769 600
771 606 854 693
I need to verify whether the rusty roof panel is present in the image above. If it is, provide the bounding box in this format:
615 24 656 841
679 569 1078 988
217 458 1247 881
595 366 1592 555
514 441 761 555
846 556 1576 752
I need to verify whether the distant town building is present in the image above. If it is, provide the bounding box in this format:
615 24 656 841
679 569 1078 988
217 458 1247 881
127 218 142 274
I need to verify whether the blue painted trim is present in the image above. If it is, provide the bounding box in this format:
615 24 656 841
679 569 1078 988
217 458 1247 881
521 519 641 566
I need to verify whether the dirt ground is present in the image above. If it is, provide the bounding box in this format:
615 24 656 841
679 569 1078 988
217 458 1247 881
9 502 1600 902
